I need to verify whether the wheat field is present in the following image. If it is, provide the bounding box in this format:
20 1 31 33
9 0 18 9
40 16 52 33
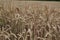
0 0 60 40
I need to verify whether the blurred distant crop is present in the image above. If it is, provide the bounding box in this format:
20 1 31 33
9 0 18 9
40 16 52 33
0 0 60 40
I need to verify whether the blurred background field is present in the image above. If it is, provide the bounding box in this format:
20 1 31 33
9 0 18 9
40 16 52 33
0 0 60 40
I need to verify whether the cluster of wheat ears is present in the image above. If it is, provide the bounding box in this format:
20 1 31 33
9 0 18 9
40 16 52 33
0 1 60 40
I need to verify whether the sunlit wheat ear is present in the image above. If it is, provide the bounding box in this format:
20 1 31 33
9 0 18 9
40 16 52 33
17 33 24 40
14 13 21 24
0 27 10 38
10 31 17 38
18 37 24 40
5 25 11 31
26 28 32 40
37 36 46 40
4 35 11 40
44 30 52 38
17 33 22 37
51 25 58 32
0 32 10 40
